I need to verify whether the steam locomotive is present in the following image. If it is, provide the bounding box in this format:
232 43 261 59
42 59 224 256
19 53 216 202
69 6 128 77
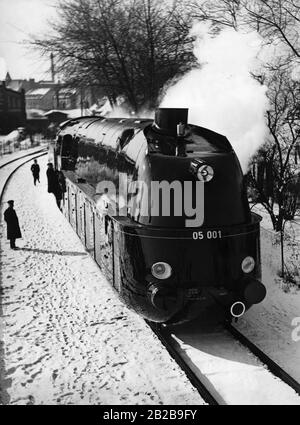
52 108 266 323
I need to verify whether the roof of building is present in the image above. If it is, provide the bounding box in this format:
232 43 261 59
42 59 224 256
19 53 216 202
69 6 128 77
26 88 52 97
26 109 49 120
58 88 77 97
6 80 23 91
43 110 68 117
43 109 92 119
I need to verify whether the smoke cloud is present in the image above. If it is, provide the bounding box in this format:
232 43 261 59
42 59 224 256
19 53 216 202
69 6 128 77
291 61 300 82
160 24 269 173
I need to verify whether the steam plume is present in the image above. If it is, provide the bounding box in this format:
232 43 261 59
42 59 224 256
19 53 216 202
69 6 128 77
160 24 269 172
0 57 7 81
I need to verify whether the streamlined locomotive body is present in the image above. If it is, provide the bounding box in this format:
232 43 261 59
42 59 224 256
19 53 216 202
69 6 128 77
53 108 266 323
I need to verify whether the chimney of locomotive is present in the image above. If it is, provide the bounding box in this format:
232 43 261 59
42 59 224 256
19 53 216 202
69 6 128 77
153 108 188 136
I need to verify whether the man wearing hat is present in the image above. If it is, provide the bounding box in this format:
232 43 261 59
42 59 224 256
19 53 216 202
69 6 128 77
3 200 22 249
46 162 56 193
30 159 40 185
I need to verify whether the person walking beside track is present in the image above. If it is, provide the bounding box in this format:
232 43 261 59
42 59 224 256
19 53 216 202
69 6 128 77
3 200 22 249
30 159 40 185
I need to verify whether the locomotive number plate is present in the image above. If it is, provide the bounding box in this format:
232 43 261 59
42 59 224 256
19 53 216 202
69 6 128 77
192 230 222 240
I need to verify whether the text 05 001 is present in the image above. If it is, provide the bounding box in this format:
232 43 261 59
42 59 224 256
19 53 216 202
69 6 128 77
192 230 222 240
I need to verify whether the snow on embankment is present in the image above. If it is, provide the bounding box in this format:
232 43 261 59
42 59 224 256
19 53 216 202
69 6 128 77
0 155 204 405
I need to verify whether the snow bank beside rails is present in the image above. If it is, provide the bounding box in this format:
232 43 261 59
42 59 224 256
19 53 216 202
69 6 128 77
0 156 204 405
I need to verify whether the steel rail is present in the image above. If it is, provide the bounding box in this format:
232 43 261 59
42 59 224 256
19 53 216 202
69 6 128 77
0 147 47 170
4 150 298 402
225 322 300 397
0 150 47 204
146 320 219 405
147 318 300 404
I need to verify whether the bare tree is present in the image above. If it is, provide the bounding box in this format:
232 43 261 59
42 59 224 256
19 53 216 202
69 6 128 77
248 67 300 232
189 0 300 57
188 0 242 30
32 0 194 112
189 0 300 279
241 0 300 58
248 66 300 277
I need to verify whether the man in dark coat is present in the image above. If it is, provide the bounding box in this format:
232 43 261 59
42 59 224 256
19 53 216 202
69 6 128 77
58 170 66 194
54 170 63 209
4 200 22 249
46 163 56 193
30 159 40 185
46 163 63 209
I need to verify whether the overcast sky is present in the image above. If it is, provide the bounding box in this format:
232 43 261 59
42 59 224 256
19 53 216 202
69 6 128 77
0 0 58 80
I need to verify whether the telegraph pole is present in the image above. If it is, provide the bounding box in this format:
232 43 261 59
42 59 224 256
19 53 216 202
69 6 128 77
50 53 55 82
80 87 84 116
50 53 60 109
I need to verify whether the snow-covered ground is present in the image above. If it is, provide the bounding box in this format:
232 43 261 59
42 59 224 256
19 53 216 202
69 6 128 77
233 264 300 383
252 204 300 283
167 323 300 405
0 153 299 405
234 205 300 383
0 146 45 168
0 155 204 405
252 203 300 238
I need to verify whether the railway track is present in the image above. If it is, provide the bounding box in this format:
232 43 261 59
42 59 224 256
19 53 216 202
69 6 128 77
0 147 46 170
0 148 48 204
147 320 300 405
2 148 299 405
146 320 218 405
225 323 300 396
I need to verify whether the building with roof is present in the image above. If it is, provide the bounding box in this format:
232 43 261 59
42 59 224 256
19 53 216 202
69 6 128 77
25 84 81 111
0 80 26 134
5 73 37 93
26 109 49 134
4 65 102 114
1 56 106 133
26 87 58 110
57 88 77 109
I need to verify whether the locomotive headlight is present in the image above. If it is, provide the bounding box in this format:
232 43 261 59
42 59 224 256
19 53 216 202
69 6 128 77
151 262 172 280
197 164 214 182
190 160 214 182
241 256 255 273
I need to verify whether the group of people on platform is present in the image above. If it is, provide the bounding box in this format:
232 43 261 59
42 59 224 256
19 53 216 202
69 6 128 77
3 159 66 250
30 159 66 208
46 162 66 209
